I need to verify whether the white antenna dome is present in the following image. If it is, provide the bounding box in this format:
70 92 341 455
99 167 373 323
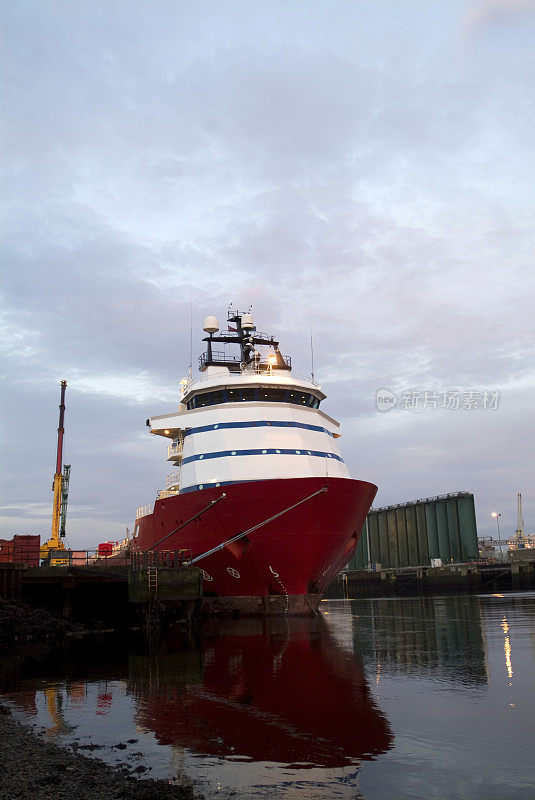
203 315 219 334
241 312 254 329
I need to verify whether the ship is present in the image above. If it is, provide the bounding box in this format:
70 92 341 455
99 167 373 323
132 309 377 615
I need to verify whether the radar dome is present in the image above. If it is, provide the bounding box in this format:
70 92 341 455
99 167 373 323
241 312 254 329
203 316 219 333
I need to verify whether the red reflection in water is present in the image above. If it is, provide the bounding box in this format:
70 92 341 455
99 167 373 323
131 617 393 768
96 692 113 715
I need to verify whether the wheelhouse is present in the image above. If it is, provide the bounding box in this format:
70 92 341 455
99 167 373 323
186 386 321 410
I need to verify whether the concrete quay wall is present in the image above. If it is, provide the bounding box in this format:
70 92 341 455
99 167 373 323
328 560 535 599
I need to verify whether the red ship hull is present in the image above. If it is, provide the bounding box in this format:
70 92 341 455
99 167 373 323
133 476 377 615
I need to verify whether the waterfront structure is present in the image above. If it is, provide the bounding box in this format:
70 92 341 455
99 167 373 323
347 492 478 570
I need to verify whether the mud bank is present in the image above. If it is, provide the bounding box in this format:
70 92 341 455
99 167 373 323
0 704 198 800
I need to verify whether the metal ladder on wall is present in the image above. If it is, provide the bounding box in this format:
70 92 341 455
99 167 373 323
147 567 158 593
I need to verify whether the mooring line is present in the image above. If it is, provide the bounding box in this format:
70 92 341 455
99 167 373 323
143 493 227 552
188 485 329 566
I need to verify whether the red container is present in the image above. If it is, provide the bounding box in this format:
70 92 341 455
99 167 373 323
13 535 41 567
98 542 113 557
0 540 14 563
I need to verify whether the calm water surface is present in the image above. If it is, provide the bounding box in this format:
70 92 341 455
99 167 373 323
2 592 534 799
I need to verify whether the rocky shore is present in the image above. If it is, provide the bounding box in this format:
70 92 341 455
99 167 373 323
0 599 203 799
0 703 198 800
0 598 82 643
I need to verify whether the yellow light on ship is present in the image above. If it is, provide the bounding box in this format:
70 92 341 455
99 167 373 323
268 355 277 365
491 512 499 518
164 429 170 434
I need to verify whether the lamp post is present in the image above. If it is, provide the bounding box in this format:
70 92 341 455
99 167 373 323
492 512 502 556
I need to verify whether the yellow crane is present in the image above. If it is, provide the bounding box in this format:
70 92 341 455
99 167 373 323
40 380 70 565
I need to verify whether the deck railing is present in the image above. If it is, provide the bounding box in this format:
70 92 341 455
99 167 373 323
181 368 321 398
167 440 183 460
157 489 176 499
136 504 152 519
130 549 192 570
166 471 181 490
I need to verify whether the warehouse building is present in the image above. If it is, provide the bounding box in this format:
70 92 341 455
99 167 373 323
347 491 478 569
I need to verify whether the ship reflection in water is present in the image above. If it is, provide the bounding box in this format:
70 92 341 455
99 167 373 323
4 595 532 799
130 617 393 770
1 616 393 799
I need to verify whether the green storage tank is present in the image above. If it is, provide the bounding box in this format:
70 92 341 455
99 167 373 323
416 503 429 565
396 508 409 565
457 494 478 560
425 503 440 561
435 500 451 563
386 509 399 566
376 510 388 566
406 505 420 565
343 492 479 570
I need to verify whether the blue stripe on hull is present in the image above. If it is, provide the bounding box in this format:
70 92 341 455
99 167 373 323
183 420 334 437
179 479 257 494
182 448 344 466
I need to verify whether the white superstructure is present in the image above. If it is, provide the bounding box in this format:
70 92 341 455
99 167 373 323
147 311 351 496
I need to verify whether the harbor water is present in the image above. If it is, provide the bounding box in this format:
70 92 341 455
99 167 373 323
2 592 535 799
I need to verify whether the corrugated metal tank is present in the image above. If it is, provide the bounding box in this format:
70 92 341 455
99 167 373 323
346 492 478 569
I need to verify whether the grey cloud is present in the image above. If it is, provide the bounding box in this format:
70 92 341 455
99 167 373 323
2 0 534 546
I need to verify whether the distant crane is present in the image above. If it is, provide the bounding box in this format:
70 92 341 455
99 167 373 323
515 492 525 548
39 380 71 565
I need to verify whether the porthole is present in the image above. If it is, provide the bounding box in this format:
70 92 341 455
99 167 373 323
276 449 281 453
199 484 204 489
262 449 267 454
295 450 300 454
213 424 218 429
199 454 204 459
231 450 236 455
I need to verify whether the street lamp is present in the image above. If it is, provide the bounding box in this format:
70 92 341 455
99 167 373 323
492 512 502 555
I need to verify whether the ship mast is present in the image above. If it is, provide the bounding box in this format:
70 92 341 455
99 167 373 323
200 310 291 372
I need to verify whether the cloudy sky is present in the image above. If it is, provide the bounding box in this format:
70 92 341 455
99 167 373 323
2 0 534 549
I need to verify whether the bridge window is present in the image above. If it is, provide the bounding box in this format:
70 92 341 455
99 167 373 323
186 388 320 410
